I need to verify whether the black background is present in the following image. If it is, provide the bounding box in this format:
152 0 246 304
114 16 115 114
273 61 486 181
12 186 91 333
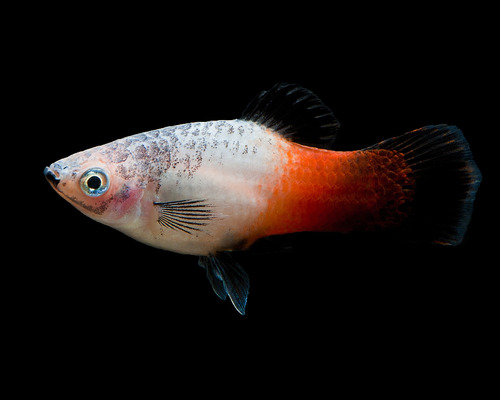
14 5 495 393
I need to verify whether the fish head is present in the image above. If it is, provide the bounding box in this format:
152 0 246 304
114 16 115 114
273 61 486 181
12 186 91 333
44 147 145 227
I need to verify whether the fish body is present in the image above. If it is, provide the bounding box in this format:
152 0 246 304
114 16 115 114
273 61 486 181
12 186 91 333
45 83 482 314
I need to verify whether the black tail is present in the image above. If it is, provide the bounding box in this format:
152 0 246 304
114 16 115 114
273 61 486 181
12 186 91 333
366 124 482 245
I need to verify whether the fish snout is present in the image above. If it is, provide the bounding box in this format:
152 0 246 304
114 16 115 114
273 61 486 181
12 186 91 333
44 166 60 188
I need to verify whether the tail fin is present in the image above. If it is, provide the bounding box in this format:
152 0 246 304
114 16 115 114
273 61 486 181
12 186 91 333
366 124 482 245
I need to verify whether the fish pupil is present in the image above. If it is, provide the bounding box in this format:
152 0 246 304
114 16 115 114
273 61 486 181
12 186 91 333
87 175 102 190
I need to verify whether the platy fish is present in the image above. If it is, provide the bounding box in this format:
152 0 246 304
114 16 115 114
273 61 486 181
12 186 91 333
44 83 482 314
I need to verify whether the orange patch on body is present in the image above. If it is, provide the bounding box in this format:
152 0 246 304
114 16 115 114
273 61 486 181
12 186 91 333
252 142 415 241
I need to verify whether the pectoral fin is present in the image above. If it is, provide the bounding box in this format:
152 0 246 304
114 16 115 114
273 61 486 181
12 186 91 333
198 252 249 315
154 199 214 235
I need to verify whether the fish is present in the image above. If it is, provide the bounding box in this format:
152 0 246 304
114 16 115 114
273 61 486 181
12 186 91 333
44 83 482 314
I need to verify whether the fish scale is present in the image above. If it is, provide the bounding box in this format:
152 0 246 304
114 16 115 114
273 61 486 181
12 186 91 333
256 145 414 238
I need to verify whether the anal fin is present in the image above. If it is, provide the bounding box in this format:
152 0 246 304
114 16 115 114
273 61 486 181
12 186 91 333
198 252 249 315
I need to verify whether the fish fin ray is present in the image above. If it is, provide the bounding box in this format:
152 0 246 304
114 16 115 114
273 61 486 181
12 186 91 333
366 124 482 245
199 256 227 301
198 252 249 315
241 83 340 149
154 199 214 235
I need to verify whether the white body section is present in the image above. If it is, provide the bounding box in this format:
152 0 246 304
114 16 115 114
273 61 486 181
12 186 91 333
114 120 288 255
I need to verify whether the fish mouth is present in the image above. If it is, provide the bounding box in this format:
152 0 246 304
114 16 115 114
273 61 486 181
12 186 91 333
44 166 60 189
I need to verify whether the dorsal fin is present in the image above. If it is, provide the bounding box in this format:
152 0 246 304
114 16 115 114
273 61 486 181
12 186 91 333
241 83 340 149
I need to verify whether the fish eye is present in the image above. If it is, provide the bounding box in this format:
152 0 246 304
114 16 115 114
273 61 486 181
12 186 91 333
80 168 110 197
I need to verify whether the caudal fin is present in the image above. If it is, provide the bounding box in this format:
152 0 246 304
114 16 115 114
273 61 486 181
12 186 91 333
366 124 482 245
